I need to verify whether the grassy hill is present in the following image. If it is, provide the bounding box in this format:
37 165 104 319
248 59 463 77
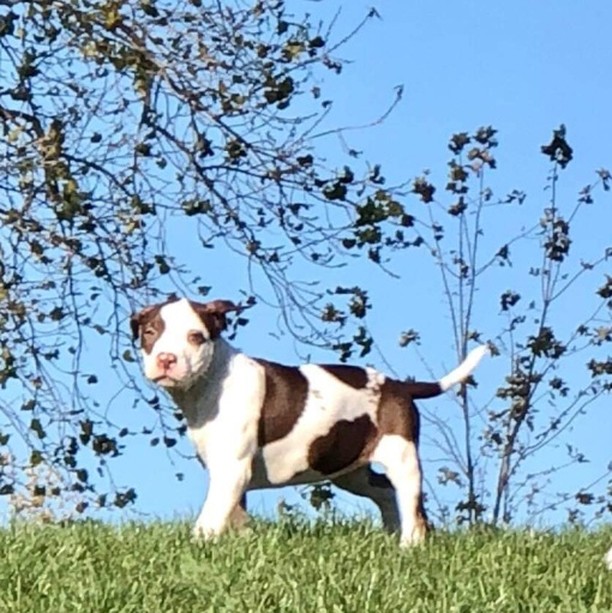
1 518 610 612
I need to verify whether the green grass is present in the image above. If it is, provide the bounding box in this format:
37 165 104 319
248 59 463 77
0 518 610 612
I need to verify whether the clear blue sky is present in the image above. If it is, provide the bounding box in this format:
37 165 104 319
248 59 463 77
39 1 612 528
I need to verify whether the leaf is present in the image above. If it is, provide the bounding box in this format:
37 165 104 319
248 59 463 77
448 132 471 154
412 176 436 203
309 36 325 49
49 306 64 321
30 418 46 439
0 484 14 496
399 329 420 347
122 350 136 362
541 125 573 168
500 290 520 311
322 182 347 201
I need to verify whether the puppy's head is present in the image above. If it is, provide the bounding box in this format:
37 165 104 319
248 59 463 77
130 297 238 389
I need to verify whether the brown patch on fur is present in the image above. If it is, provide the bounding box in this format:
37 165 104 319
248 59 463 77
307 414 378 475
255 359 308 446
318 365 369 389
131 305 165 354
190 299 238 340
130 297 181 352
376 378 420 443
405 381 443 399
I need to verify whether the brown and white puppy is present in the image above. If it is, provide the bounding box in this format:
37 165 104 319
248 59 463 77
131 297 488 546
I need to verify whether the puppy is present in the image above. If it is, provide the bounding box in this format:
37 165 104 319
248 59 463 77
131 297 488 546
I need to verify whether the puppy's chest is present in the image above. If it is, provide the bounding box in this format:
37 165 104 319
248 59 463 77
186 358 265 464
186 422 216 465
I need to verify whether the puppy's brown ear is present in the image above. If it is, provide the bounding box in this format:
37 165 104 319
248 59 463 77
192 299 239 339
130 314 141 342
204 300 239 315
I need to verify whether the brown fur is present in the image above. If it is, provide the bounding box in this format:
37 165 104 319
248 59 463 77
307 414 378 475
318 365 369 389
255 359 308 446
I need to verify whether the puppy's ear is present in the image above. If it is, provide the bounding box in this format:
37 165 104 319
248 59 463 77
130 314 141 342
192 299 239 339
204 300 239 315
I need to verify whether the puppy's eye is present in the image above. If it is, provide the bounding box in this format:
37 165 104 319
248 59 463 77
143 328 156 337
187 331 206 345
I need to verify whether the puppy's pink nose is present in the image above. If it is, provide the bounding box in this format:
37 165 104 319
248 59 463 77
156 352 177 372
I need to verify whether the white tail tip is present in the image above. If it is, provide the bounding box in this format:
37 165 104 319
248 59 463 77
438 345 489 392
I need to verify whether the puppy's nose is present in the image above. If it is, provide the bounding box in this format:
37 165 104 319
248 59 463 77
156 352 177 372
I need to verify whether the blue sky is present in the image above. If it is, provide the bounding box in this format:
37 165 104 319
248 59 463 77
18 1 611 527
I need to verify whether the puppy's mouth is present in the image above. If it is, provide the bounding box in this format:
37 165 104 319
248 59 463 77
152 374 180 385
152 371 198 388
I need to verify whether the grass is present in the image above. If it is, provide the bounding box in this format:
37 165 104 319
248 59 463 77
0 518 610 612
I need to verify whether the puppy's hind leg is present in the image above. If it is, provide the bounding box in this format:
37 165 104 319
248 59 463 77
332 466 400 533
228 493 250 531
372 435 427 547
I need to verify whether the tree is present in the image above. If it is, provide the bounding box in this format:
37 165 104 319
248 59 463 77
404 126 611 525
0 0 407 517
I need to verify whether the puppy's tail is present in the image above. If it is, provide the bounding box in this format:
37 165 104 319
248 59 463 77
406 345 489 399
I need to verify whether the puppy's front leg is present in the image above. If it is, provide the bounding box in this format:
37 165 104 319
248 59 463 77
193 460 251 540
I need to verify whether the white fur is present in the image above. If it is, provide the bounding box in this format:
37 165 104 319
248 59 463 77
137 299 487 544
372 435 425 546
438 345 489 392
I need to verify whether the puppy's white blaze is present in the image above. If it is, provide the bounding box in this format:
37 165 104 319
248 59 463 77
604 547 612 571
438 345 489 392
